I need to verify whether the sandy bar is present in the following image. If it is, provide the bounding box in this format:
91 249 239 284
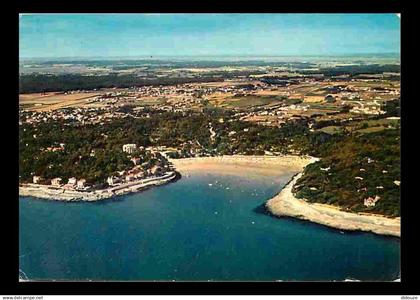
266 171 401 237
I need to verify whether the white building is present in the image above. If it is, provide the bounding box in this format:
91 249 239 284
107 176 120 186
33 176 42 184
134 171 145 179
123 144 137 154
364 196 381 207
68 177 77 186
77 179 86 189
125 174 135 182
51 178 62 187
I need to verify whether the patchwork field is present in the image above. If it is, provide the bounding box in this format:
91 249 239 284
19 92 100 111
219 95 286 108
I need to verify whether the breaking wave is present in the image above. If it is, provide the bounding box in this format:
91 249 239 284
19 268 29 281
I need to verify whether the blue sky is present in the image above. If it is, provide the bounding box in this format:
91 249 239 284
19 14 400 58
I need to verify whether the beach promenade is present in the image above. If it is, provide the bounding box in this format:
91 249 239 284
19 171 177 202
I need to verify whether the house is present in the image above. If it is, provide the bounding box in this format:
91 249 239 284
68 177 77 186
364 196 381 207
51 178 62 187
125 174 135 182
151 166 163 176
107 176 120 186
135 171 145 179
131 157 141 165
77 179 86 189
33 176 42 184
122 144 137 154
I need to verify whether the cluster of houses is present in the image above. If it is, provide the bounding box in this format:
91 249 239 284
33 175 87 190
19 106 131 126
29 142 173 192
122 143 137 154
105 143 171 186
350 105 386 115
107 165 164 186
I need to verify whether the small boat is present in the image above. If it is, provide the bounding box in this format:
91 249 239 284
208 183 213 186
340 231 345 234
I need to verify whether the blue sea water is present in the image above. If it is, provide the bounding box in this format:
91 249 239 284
19 172 400 281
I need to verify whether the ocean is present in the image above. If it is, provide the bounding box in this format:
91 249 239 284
19 172 400 281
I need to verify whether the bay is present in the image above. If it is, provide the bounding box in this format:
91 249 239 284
19 172 400 281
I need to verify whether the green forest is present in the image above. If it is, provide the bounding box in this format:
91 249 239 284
19 108 400 216
293 129 400 217
19 110 321 185
19 74 223 94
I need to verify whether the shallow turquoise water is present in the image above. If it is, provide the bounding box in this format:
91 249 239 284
19 172 400 281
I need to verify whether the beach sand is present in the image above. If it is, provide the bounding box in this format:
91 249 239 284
170 155 312 177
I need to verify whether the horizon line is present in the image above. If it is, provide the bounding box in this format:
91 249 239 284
19 52 401 61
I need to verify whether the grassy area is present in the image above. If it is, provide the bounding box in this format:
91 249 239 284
135 97 167 106
318 126 341 135
356 126 389 134
350 118 400 134
308 104 340 110
317 118 400 135
222 95 286 108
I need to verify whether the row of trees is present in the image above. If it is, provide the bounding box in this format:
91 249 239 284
19 74 223 94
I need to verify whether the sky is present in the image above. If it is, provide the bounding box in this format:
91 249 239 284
19 14 400 59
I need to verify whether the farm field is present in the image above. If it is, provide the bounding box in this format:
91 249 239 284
219 95 286 108
19 92 100 111
317 117 400 135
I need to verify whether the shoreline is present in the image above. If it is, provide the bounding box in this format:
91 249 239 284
169 155 313 177
19 155 312 202
266 171 401 238
19 154 401 238
19 171 179 202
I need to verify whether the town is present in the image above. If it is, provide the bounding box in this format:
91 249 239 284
19 58 401 214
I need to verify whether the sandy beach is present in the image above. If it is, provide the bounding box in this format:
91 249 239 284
266 172 401 237
170 155 313 177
